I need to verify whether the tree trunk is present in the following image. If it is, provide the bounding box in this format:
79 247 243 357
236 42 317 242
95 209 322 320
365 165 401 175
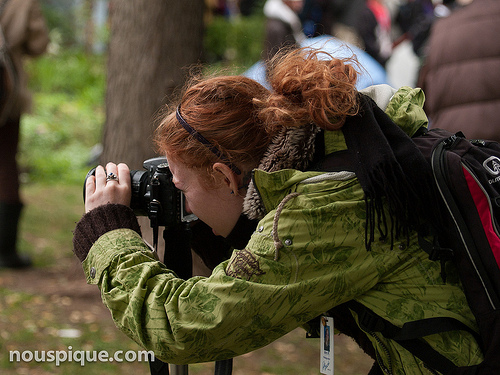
83 0 95 54
102 0 205 170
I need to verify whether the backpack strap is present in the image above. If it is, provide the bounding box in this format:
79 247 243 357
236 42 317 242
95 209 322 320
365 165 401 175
309 130 356 173
214 358 233 375
348 300 481 374
417 232 454 282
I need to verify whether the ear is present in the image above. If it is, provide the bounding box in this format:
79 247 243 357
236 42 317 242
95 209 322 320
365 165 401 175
213 162 240 193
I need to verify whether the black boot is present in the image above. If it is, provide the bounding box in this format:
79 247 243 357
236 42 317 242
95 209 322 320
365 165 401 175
0 202 32 269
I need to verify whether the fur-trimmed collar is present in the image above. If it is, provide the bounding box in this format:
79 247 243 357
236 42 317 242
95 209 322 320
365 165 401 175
241 85 397 221
242 123 321 220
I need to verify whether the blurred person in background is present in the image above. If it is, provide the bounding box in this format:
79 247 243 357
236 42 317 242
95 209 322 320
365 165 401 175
395 0 459 66
0 0 49 268
395 0 437 59
418 0 500 141
263 0 306 61
356 0 393 67
328 0 366 48
239 0 259 16
300 0 393 67
298 0 335 37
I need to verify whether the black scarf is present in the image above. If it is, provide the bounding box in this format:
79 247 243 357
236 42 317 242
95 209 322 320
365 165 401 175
342 94 440 250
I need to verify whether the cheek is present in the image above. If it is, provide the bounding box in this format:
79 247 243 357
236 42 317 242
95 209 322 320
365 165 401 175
184 198 192 214
183 189 209 216
187 191 221 221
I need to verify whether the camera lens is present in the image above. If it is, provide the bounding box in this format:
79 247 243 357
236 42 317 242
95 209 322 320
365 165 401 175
129 169 149 214
83 167 97 202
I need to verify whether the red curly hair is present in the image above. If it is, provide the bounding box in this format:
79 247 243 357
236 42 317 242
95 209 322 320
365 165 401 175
154 46 359 182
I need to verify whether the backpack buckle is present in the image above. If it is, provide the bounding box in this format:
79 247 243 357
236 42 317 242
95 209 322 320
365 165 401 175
358 307 386 333
428 246 454 262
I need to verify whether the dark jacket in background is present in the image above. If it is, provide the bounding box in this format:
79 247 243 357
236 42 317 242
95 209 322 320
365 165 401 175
418 0 500 142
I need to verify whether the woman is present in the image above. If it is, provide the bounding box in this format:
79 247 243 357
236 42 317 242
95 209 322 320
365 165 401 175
74 48 482 374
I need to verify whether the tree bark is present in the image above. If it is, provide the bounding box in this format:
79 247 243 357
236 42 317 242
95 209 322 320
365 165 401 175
83 0 95 54
102 0 205 170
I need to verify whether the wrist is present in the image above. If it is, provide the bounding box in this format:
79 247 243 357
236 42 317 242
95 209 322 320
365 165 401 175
73 203 141 262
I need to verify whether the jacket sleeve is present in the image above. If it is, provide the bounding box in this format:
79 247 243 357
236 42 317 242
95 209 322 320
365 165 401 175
384 86 428 136
82 230 317 364
73 204 142 262
80 181 382 365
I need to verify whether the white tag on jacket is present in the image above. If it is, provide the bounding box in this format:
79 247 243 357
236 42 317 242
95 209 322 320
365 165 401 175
320 316 334 375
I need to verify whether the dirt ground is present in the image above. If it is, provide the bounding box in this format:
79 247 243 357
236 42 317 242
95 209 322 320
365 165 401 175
0 255 374 375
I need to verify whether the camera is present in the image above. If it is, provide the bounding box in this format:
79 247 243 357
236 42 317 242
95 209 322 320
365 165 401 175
129 157 197 227
84 157 197 228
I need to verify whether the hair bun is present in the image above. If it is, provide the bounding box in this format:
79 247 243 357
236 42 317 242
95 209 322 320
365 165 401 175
262 46 360 131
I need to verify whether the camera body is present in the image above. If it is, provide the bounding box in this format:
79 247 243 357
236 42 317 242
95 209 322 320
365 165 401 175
130 157 197 227
84 157 197 228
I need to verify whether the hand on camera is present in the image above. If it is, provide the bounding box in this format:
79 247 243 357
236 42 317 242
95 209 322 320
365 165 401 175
85 163 132 213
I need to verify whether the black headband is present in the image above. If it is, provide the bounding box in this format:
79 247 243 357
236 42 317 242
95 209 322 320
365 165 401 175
176 105 241 175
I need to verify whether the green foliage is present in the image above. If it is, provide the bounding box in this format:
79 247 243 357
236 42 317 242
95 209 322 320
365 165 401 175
204 14 266 70
26 50 106 106
41 1 79 47
21 11 266 186
20 50 105 185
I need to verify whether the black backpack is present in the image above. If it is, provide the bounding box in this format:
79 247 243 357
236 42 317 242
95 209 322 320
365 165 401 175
345 128 500 375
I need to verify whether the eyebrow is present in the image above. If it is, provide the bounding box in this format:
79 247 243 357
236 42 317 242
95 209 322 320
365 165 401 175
176 105 242 175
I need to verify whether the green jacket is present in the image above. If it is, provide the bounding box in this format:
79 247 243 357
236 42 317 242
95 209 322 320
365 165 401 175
80 86 483 374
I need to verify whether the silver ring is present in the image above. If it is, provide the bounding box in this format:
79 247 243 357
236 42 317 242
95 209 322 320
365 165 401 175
106 172 119 183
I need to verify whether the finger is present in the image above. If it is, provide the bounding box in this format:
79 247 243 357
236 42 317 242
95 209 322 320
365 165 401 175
105 162 119 184
85 174 96 197
95 165 106 189
116 163 132 206
117 163 130 186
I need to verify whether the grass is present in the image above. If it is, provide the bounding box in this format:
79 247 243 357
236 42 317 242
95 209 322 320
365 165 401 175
0 287 151 375
0 181 154 375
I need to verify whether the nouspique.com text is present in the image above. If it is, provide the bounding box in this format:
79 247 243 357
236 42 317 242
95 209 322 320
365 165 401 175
9 347 155 366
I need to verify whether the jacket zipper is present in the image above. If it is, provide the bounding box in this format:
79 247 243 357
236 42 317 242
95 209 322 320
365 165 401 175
367 331 393 375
